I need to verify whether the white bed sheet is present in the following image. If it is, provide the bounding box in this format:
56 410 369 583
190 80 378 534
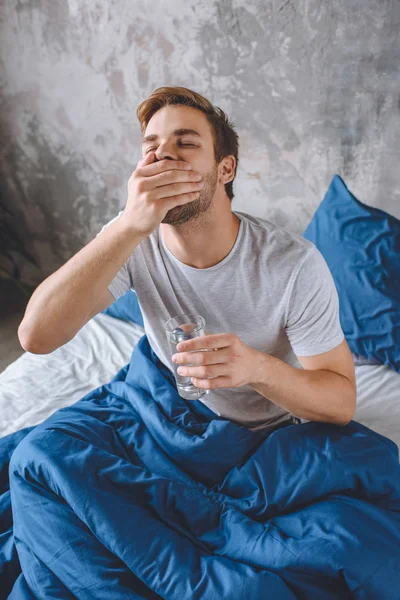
354 363 400 448
0 313 144 438
1 314 399 449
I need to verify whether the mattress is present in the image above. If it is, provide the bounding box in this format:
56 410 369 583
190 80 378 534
1 313 399 448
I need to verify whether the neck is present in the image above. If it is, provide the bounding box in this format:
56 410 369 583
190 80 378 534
160 203 240 269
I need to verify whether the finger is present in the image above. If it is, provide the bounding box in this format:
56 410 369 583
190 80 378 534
150 169 203 189
176 334 233 352
136 150 157 168
177 363 227 379
172 347 231 366
138 157 192 177
191 376 231 390
163 190 201 210
154 180 205 201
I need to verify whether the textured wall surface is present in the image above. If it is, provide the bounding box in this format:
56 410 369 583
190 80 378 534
1 0 399 286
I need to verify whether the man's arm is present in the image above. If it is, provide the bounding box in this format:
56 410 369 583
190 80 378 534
18 152 203 354
18 217 145 354
172 336 356 426
248 338 356 425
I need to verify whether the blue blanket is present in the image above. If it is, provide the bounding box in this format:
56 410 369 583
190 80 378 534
1 335 400 599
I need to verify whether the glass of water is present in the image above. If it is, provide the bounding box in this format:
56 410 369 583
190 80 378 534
165 314 210 400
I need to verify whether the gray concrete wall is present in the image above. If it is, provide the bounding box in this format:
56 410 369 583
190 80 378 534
1 0 399 286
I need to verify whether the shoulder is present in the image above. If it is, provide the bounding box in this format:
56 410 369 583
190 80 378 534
235 210 316 271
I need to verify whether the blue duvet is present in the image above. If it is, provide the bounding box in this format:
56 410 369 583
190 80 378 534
1 335 400 599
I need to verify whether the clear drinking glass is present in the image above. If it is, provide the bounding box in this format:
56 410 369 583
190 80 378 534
165 313 210 400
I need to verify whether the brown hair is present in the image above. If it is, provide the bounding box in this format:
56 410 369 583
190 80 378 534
136 86 239 200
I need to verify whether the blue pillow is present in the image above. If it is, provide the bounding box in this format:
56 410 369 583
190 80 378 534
102 289 144 328
303 175 400 373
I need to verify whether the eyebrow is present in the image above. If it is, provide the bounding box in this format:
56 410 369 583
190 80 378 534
141 128 202 144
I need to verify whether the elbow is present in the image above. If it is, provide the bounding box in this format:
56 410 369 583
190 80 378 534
18 323 51 354
329 412 354 427
335 414 354 427
334 388 357 426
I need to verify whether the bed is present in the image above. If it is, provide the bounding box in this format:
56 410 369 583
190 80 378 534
1 310 400 598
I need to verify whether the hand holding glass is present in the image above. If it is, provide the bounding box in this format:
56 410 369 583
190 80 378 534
165 314 210 400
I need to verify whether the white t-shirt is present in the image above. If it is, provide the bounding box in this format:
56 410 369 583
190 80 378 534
97 210 344 431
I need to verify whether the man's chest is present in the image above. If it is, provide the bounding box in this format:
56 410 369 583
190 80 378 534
135 266 289 358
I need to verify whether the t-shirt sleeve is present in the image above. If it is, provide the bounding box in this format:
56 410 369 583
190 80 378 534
96 211 134 300
285 245 345 356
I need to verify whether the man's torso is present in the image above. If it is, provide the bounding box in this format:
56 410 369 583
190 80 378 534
108 211 319 431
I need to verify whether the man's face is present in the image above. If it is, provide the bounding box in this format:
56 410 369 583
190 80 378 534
142 105 219 226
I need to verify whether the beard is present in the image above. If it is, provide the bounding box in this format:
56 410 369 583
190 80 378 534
161 164 218 226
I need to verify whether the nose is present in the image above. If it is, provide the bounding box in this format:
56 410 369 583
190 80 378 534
155 141 179 162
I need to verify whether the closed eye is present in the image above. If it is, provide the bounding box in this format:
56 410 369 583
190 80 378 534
145 143 198 154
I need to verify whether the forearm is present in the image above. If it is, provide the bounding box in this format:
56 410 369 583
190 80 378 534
19 215 144 352
249 352 356 425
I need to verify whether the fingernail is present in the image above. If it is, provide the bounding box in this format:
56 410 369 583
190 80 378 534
177 367 184 375
172 355 177 362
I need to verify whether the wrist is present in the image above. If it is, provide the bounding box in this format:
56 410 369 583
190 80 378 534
117 211 148 241
248 348 271 388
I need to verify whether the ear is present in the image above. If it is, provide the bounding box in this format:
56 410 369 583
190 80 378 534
219 155 236 185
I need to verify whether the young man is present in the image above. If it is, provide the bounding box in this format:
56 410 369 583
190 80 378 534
18 86 356 432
